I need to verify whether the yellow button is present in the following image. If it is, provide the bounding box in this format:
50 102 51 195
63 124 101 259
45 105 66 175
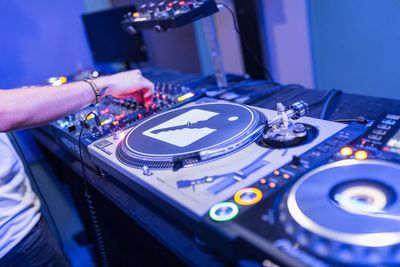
234 188 262 206
340 147 353 156
355 150 368 160
133 12 140 17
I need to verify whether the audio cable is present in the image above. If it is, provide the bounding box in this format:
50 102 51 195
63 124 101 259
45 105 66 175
308 89 343 119
78 112 109 267
217 2 276 83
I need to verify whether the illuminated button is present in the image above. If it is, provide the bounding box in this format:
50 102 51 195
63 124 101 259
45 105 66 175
268 181 277 188
382 119 396 125
386 114 400 120
368 134 382 141
260 178 267 184
340 147 353 156
177 92 195 102
59 76 67 83
132 12 140 17
86 114 95 120
355 150 368 160
373 129 387 135
234 188 262 206
273 170 280 176
282 173 290 179
377 124 391 130
209 202 239 222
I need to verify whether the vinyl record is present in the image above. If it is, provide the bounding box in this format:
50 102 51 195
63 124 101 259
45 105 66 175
117 102 265 169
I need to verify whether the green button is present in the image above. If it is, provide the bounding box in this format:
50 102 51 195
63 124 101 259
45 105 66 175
209 202 239 222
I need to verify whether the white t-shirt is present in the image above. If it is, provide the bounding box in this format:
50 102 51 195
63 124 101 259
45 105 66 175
0 133 41 259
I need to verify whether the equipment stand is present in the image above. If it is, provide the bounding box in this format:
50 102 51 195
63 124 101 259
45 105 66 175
201 12 228 88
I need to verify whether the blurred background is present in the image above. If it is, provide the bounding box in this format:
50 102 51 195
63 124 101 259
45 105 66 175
1 0 399 99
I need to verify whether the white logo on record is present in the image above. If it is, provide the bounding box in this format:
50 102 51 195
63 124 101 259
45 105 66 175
143 109 219 147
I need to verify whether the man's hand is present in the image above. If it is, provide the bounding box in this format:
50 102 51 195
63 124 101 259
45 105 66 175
101 69 154 107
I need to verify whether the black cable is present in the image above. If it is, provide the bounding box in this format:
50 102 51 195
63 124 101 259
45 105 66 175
7 132 67 259
217 3 276 83
78 112 109 267
308 89 337 108
319 89 342 120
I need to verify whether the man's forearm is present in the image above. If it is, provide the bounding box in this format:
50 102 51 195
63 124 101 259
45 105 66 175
0 78 107 132
0 70 154 132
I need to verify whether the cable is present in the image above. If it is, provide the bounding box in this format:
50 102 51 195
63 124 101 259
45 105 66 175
7 132 64 245
217 3 276 83
319 89 342 120
78 112 109 267
308 89 337 108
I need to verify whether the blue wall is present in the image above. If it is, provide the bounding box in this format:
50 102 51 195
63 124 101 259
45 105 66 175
309 1 400 99
0 1 93 88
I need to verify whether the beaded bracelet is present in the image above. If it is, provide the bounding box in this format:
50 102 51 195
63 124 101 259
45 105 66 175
83 79 101 104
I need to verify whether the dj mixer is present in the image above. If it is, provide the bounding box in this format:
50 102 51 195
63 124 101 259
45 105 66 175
43 69 210 160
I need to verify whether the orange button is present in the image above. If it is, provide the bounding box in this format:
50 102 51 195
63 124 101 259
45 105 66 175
340 147 353 156
355 150 368 160
234 188 262 206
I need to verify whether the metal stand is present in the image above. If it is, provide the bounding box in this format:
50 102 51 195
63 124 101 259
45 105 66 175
201 12 228 88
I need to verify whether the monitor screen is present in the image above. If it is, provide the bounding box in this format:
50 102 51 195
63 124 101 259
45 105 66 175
82 6 148 64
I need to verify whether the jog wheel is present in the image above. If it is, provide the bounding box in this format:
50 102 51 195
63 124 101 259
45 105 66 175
279 159 400 266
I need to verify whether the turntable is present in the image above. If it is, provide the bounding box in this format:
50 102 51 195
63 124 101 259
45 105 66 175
116 102 266 171
88 98 348 217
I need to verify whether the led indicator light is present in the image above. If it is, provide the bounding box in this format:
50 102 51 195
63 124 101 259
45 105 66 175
234 188 262 206
177 92 195 102
209 202 239 222
355 150 368 160
340 147 353 156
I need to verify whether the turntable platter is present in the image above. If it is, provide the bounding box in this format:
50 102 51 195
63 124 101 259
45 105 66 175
117 102 265 170
280 159 400 265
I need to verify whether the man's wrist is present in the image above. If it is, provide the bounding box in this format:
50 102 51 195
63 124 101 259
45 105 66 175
83 79 101 104
93 76 112 97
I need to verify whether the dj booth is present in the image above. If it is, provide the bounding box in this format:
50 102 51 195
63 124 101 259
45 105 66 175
23 1 400 266
30 69 400 266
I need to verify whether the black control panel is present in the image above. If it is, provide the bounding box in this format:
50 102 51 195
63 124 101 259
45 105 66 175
197 120 400 266
357 113 400 154
122 0 219 33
